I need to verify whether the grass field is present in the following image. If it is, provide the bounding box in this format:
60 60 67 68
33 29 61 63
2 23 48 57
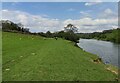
2 32 117 81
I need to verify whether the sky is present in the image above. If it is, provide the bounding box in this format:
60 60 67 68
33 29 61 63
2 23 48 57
2 0 119 2
2 2 118 33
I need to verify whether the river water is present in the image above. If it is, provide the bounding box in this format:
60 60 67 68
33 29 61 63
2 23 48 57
77 39 120 67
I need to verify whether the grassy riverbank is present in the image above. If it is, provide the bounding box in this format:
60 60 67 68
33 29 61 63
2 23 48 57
2 32 118 81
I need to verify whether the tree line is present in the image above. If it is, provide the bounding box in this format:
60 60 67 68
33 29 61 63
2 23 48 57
77 28 120 43
2 20 119 43
2 20 79 43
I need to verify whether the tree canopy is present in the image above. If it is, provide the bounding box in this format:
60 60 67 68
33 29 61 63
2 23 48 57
64 24 78 33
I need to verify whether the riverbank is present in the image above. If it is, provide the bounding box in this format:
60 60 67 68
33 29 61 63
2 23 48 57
3 32 118 81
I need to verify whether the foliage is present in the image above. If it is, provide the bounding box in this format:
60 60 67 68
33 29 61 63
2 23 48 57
77 28 120 44
2 20 29 33
64 24 78 33
38 31 79 43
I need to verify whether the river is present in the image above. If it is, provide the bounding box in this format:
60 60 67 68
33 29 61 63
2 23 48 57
77 39 120 67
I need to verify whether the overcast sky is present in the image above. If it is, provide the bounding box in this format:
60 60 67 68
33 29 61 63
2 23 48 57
2 2 118 33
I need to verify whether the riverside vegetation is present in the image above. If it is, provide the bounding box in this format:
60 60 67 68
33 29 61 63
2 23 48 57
77 28 120 44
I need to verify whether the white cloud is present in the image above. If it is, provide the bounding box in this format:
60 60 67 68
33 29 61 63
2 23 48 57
99 8 117 19
80 10 92 17
2 9 63 32
85 0 102 6
63 17 118 32
85 2 100 6
68 8 76 11
2 9 118 33
104 8 113 14
17 14 28 25
64 17 117 26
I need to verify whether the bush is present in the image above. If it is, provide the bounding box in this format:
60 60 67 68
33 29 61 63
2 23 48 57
38 31 79 43
64 32 79 43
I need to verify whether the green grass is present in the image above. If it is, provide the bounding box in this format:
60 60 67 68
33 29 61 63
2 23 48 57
2 32 117 81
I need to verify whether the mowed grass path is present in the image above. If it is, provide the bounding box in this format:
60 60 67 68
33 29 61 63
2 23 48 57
2 32 117 81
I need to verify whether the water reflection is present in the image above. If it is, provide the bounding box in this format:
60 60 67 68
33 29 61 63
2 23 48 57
77 39 119 67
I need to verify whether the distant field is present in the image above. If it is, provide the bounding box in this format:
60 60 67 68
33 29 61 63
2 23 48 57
2 32 117 81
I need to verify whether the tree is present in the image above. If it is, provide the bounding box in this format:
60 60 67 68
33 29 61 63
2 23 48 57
2 20 29 33
46 31 52 37
64 24 78 33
